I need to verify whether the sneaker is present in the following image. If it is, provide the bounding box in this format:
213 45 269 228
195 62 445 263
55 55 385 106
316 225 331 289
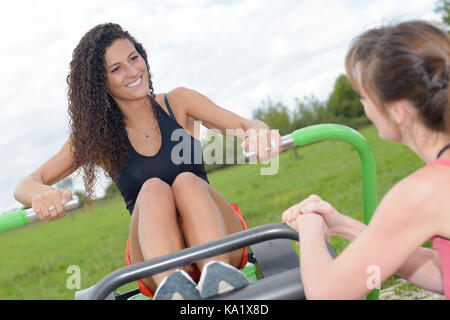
153 269 201 300
198 261 250 298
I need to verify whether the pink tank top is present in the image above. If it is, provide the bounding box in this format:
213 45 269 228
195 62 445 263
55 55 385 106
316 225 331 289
427 158 450 299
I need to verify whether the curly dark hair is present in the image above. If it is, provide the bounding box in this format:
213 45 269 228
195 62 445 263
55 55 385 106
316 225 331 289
66 23 155 202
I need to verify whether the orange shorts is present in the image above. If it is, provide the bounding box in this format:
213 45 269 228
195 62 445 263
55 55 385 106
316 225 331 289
125 203 248 298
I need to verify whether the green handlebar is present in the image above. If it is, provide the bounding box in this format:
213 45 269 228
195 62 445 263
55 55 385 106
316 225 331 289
0 210 29 234
292 124 379 300
0 195 81 235
291 124 378 225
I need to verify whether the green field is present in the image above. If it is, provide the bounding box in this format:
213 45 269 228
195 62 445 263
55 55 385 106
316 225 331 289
0 125 425 300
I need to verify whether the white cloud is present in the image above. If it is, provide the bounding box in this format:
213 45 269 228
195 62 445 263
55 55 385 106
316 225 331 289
0 0 441 213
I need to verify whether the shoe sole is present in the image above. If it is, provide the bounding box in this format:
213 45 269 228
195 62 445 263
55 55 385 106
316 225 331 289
198 261 250 298
153 269 201 300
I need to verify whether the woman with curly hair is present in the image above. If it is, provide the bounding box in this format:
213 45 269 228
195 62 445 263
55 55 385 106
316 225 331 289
13 23 281 299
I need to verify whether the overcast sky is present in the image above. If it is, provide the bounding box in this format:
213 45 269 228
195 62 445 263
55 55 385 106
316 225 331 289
0 0 441 213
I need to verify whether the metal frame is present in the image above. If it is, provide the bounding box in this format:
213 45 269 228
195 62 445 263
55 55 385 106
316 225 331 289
86 223 300 299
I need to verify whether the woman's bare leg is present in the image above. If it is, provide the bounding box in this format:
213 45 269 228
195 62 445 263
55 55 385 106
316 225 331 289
171 172 245 271
128 178 188 292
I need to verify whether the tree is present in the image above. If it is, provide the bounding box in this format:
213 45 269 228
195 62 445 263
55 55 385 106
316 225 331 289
252 97 305 159
292 94 331 129
55 176 74 191
74 191 86 207
201 128 243 173
105 181 120 198
252 97 292 135
55 176 86 206
436 0 450 30
326 74 364 119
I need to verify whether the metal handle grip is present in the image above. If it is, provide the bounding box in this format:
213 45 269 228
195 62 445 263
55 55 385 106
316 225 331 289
243 135 294 162
0 195 81 234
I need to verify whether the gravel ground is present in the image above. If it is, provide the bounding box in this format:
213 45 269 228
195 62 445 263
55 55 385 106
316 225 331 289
379 279 446 300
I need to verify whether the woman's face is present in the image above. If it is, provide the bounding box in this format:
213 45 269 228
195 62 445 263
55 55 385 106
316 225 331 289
104 38 150 102
357 80 400 142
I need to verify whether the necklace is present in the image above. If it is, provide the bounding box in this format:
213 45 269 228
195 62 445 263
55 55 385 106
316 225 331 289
127 106 153 139
437 143 450 159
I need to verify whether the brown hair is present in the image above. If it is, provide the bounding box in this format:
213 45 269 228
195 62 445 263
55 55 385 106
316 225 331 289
345 20 450 131
66 23 155 202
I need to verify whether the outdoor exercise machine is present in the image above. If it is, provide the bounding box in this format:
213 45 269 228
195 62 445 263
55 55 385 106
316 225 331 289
0 124 379 300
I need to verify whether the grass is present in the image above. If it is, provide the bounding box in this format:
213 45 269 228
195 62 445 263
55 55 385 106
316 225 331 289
0 125 426 300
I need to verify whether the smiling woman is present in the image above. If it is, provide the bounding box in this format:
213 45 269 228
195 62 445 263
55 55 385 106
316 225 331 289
13 22 282 300
104 39 153 138
65 24 155 199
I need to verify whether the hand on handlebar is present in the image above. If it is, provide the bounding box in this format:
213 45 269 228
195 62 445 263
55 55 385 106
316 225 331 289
31 189 73 221
241 129 282 162
282 194 345 237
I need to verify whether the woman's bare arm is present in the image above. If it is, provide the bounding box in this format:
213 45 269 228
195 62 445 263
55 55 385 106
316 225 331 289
14 138 78 208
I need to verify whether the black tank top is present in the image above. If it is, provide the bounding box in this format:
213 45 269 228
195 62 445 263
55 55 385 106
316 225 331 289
113 94 209 214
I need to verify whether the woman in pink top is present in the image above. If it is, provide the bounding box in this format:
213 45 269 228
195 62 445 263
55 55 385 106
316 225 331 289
282 20 450 299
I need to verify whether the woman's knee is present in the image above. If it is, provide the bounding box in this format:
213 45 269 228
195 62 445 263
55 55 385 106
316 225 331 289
136 178 176 214
172 172 204 196
138 178 172 199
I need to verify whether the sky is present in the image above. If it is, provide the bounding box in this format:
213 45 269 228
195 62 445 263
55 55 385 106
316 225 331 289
0 0 442 213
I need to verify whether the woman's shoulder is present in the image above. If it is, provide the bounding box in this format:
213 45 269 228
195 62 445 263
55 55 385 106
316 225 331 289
155 88 198 134
393 164 450 201
367 165 449 240
408 162 450 192
154 87 195 112
159 87 194 99
419 162 450 238
382 164 450 221
166 86 195 97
